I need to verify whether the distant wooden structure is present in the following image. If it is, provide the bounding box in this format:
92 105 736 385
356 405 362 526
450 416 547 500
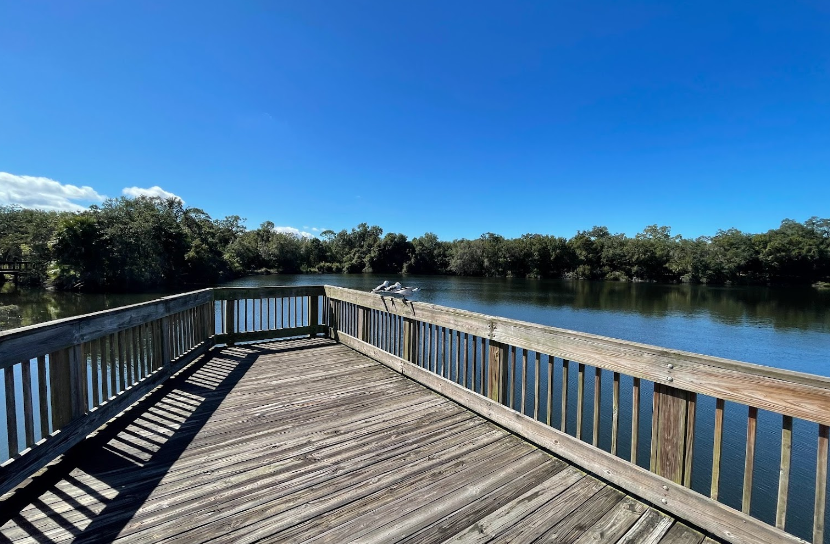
0 261 34 280
0 286 827 543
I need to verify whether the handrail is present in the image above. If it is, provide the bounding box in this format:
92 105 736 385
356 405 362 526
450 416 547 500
321 285 826 544
0 289 215 496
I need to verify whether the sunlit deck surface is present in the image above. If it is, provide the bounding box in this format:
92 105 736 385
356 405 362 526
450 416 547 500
0 338 716 543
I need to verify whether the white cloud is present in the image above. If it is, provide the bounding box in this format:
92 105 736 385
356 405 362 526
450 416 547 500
0 172 106 212
273 226 315 238
122 185 184 204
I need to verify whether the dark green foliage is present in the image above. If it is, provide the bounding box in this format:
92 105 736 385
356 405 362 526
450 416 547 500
2 199 828 290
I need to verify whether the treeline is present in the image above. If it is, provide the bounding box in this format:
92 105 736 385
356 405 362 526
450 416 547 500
1 198 829 291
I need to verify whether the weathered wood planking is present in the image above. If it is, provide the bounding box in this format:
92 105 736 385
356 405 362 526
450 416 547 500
323 285 830 427
0 338 711 544
337 331 802 544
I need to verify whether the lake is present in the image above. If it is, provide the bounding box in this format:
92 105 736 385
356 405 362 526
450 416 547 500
4 274 829 377
2 274 830 540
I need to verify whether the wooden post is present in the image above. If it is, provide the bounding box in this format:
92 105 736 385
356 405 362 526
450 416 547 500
49 348 73 429
309 295 319 337
651 383 696 485
225 299 236 346
161 315 172 367
357 307 369 343
487 340 509 405
69 344 87 418
402 318 417 364
327 298 337 339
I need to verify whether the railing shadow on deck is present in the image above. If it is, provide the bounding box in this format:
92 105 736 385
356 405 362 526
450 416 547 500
0 340 324 543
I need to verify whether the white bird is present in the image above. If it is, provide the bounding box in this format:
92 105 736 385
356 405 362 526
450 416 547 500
395 286 420 299
371 280 390 293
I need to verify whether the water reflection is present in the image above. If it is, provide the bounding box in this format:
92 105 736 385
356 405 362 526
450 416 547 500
3 274 829 375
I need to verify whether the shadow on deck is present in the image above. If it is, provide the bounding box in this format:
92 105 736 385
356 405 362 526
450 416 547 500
0 338 711 543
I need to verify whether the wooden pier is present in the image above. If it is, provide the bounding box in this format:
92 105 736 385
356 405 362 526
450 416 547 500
1 286 828 543
0 262 33 280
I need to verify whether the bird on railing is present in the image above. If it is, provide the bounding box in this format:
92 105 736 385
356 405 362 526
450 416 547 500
371 280 390 293
370 281 420 302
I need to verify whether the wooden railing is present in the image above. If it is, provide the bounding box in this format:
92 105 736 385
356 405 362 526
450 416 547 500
212 286 326 345
322 285 829 544
0 289 214 496
2 284 829 544
0 261 34 274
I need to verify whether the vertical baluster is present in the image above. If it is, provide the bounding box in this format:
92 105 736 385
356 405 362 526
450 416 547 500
577 363 585 441
118 330 127 391
546 355 553 426
776 415 793 529
266 297 271 330
480 337 486 395
472 336 479 393
139 325 148 379
435 325 441 374
454 330 461 384
124 328 134 386
593 367 602 447
435 326 446 376
533 352 541 420
650 384 660 472
814 424 828 544
631 377 640 464
445 327 451 378
521 350 528 415
99 335 109 397
258 298 263 331
684 393 697 488
20 360 35 447
427 323 437 372
711 398 725 500
37 355 49 437
561 359 569 432
461 333 468 387
110 333 120 394
742 406 758 513
440 327 446 377
611 372 620 455
509 346 516 410
90 338 100 407
134 326 143 380
5 364 18 456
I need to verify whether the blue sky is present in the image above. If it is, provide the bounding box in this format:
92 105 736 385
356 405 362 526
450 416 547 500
1 1 828 240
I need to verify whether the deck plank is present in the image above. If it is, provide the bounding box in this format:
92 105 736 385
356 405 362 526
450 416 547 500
0 338 719 544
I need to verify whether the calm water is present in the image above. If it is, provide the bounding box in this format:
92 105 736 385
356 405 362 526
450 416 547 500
2 275 830 540
5 276 830 377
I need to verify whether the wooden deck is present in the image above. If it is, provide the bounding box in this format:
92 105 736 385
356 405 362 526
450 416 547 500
1 338 714 543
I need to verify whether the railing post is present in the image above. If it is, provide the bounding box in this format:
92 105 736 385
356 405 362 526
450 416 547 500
327 298 337 339
357 306 369 343
225 299 236 346
309 295 319 337
403 318 417 364
161 315 172 367
488 340 510 404
69 344 87 418
650 383 696 485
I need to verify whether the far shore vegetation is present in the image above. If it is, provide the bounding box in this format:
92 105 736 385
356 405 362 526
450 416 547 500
1 199 829 292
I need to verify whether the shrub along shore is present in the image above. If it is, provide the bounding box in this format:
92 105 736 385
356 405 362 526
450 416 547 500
1 198 829 292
